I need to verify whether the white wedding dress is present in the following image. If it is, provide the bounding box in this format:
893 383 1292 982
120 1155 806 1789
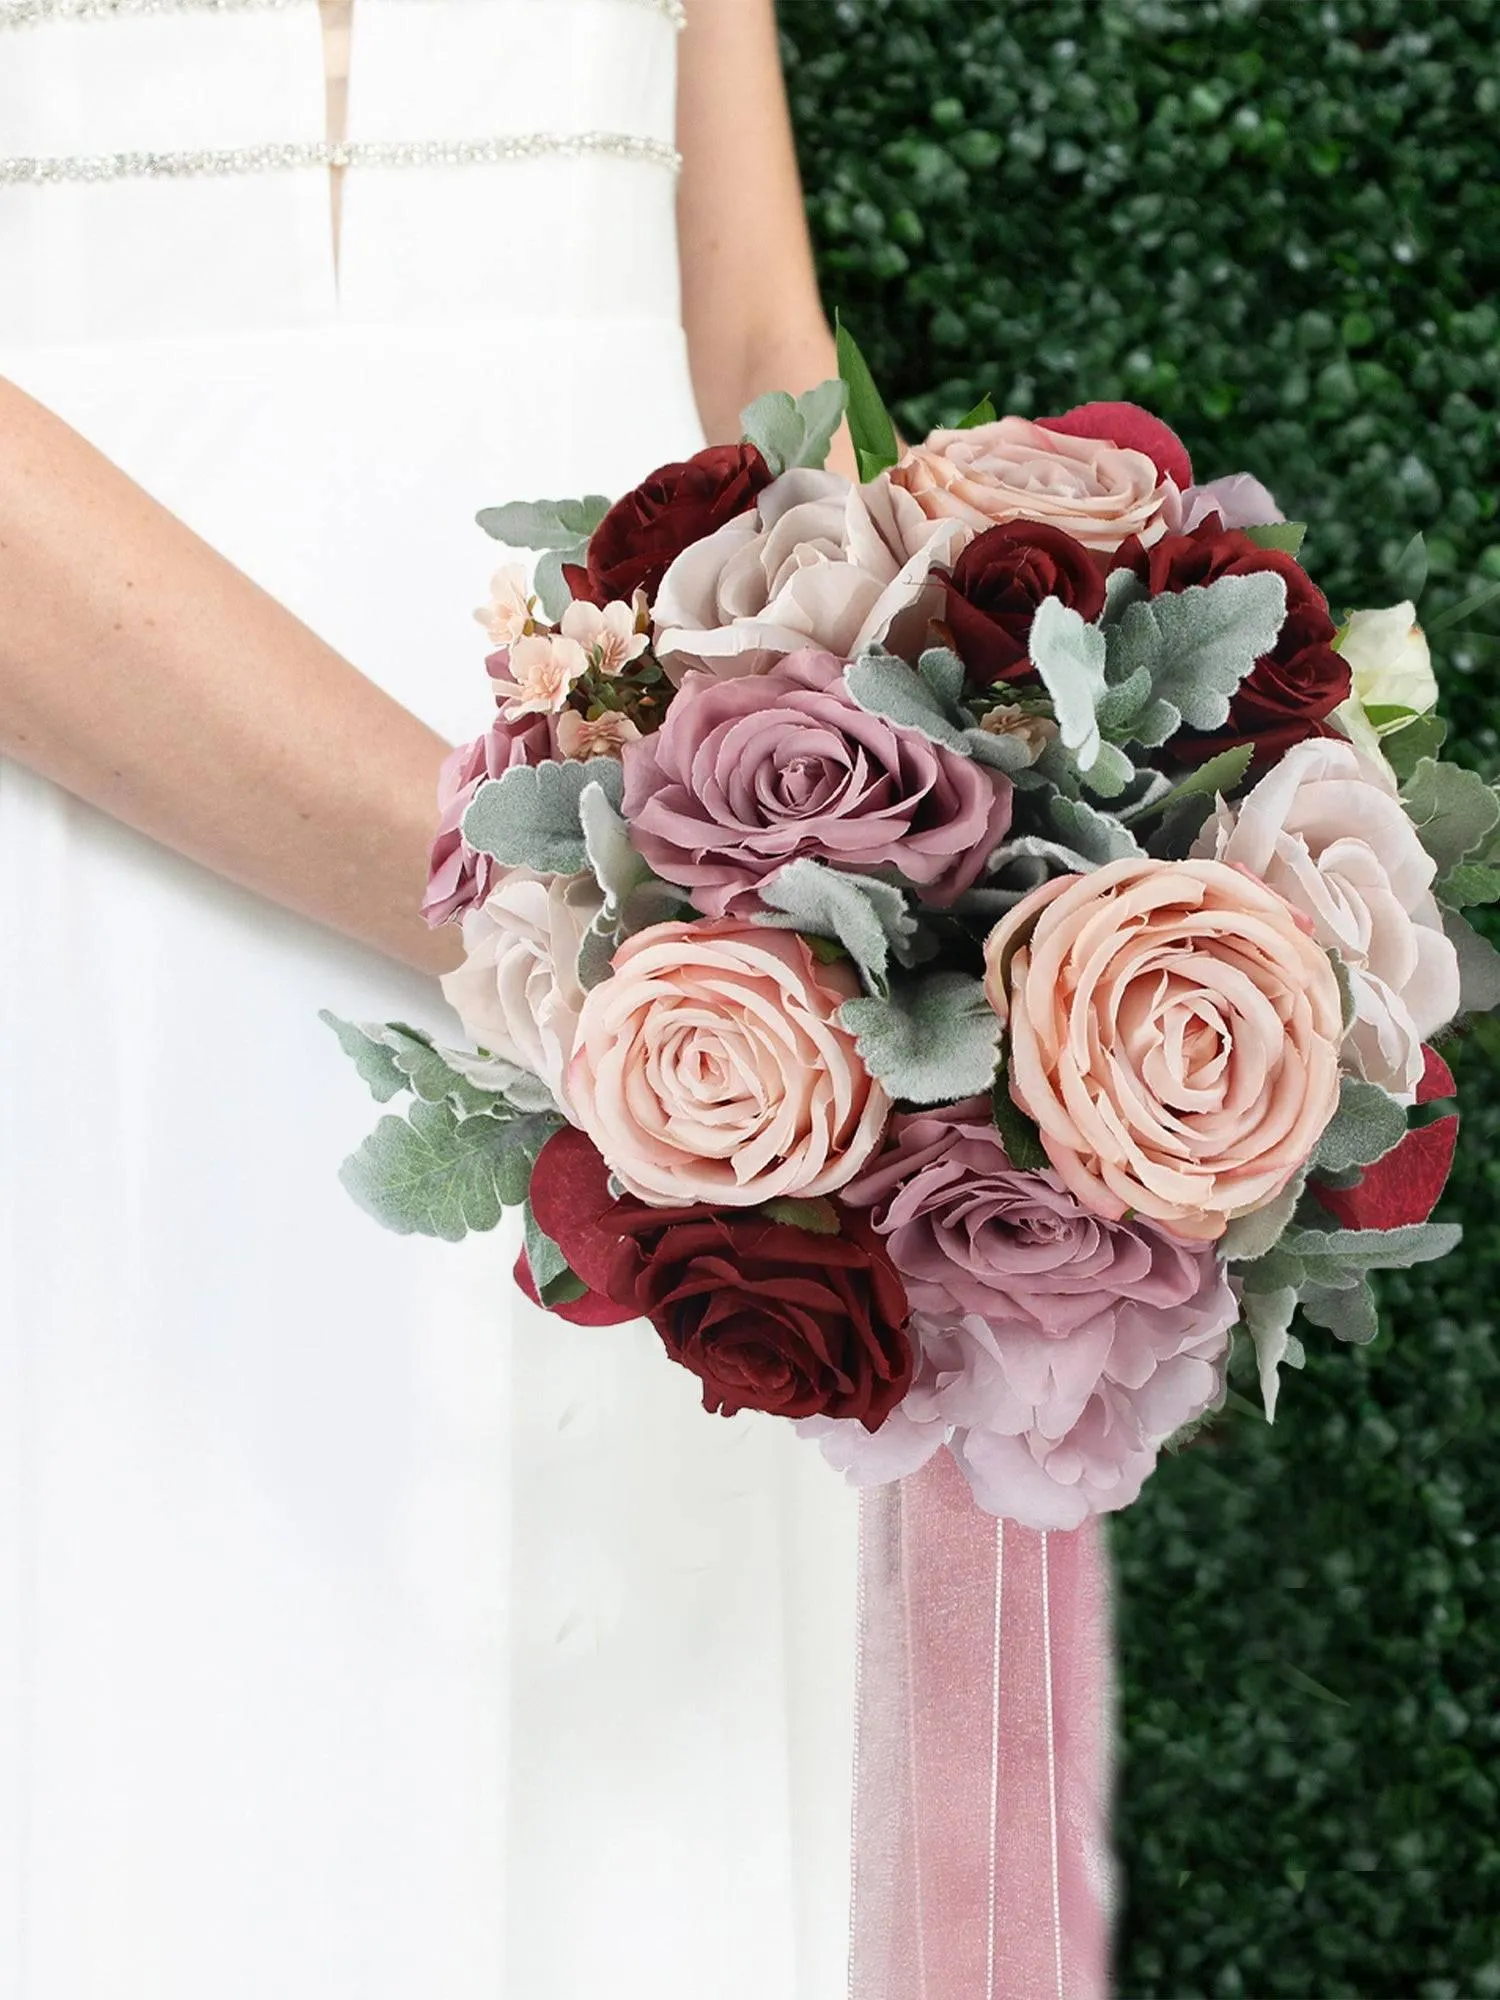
0 4 857 1994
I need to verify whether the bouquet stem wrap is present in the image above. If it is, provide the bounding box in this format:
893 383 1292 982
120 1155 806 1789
849 1455 1117 2000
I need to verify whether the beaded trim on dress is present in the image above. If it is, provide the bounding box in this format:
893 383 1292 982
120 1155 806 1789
0 133 682 184
0 0 687 27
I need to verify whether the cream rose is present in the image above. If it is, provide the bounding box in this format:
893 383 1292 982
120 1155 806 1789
882 416 1179 554
984 858 1344 1241
651 466 967 680
567 920 891 1207
1194 738 1460 1097
440 868 604 1121
1338 602 1437 725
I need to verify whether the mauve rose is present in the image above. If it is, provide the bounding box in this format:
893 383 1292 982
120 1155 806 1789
422 705 557 926
1112 521 1350 766
883 415 1179 555
985 858 1345 1241
1178 472 1284 533
651 468 967 681
1195 738 1460 1098
565 444 773 609
440 867 604 1120
609 1202 912 1427
568 920 891 1207
621 649 1013 916
943 521 1106 685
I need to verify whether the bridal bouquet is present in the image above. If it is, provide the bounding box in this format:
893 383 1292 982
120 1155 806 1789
326 334 1500 1532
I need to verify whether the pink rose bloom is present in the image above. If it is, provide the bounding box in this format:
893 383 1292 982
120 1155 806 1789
621 649 1013 917
882 416 1179 555
567 920 891 1207
652 467 967 681
440 868 604 1121
985 858 1345 1241
1194 738 1461 1098
422 709 557 927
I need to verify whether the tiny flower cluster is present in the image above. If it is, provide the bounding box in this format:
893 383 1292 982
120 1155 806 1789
331 348 1497 1531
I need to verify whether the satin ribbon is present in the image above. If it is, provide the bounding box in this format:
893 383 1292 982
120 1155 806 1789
848 1452 1117 1999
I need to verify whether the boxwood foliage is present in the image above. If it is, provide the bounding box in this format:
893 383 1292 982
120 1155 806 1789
782 2 1500 1991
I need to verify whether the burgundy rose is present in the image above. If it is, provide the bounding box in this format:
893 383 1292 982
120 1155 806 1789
1038 400 1194 490
564 444 774 608
1113 521 1350 766
422 698 557 926
621 648 1014 915
944 521 1107 685
609 1202 913 1428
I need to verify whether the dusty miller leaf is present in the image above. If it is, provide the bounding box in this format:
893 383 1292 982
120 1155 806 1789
756 860 918 997
1311 1077 1408 1175
740 380 848 476
1027 596 1109 774
1300 1278 1379 1346
339 1102 561 1241
1239 1283 1300 1422
476 495 611 551
1108 571 1288 733
1400 756 1500 875
840 973 1001 1104
321 1011 409 1103
1444 908 1500 1014
462 758 626 874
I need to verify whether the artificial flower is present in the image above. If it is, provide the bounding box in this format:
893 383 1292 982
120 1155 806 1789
565 443 774 607
942 520 1106 684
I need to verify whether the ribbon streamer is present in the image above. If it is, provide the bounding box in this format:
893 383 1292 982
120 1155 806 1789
849 1452 1117 2000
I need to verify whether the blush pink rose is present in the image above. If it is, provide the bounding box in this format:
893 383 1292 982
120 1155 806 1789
567 920 891 1207
984 858 1344 1241
651 467 967 681
621 649 1013 917
422 706 558 927
882 415 1180 556
440 868 604 1121
1194 738 1461 1098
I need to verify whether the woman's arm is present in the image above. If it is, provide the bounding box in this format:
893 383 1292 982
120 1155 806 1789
0 378 457 974
676 0 854 475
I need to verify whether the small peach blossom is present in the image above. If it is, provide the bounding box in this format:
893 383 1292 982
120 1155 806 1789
560 598 650 677
555 709 643 760
474 564 540 647
978 703 1059 764
489 632 589 719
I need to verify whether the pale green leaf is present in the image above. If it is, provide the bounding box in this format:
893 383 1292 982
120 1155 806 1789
1311 1077 1408 1175
1381 711 1448 783
320 1011 408 1103
476 495 611 551
1219 1171 1308 1265
840 972 1001 1104
1240 1283 1300 1422
756 859 920 996
1445 908 1500 1014
1028 596 1109 773
1047 793 1145 863
462 758 625 874
843 650 970 750
1109 571 1289 732
1400 756 1500 873
339 1101 560 1241
835 315 900 482
1438 861 1500 910
1299 1277 1379 1346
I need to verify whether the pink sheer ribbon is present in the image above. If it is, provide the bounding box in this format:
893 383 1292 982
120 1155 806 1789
848 1452 1117 2000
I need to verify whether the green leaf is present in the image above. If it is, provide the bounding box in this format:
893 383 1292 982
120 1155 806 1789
917 645 968 709
992 1065 1049 1170
339 1101 561 1241
1389 530 1429 604
1046 792 1145 863
760 1196 842 1235
835 314 900 482
956 393 998 429
523 1200 572 1292
1299 1277 1379 1346
1400 756 1500 873
1242 521 1308 556
531 548 574 623
320 1011 409 1103
476 495 611 552
840 972 1001 1104
1219 1170 1308 1265
1444 908 1500 1014
1108 571 1289 732
1437 861 1500 910
1381 710 1448 783
1137 743 1255 820
755 859 919 997
1311 1077 1408 1175
1028 596 1109 773
1427 575 1500 635
740 380 849 475
1285 1220 1463 1276
461 758 626 875
1240 1284 1300 1421
578 781 686 936
843 649 970 749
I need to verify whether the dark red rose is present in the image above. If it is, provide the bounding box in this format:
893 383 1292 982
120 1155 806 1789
1113 521 1350 767
1311 1046 1458 1231
564 444 774 608
609 1203 913 1428
1037 401 1193 490
944 521 1107 685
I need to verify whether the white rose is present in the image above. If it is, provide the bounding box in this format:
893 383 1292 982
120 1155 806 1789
652 467 967 681
1194 738 1460 1098
440 868 605 1121
1338 602 1437 726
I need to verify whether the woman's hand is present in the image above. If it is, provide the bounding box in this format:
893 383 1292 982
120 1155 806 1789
676 0 858 480
0 377 460 975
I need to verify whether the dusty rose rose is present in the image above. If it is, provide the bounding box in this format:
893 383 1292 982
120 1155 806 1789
651 467 967 681
489 631 589 718
422 710 557 927
567 920 891 1207
621 649 1013 917
440 868 604 1120
984 858 1344 1241
1178 472 1284 533
1194 738 1461 1097
559 597 649 677
555 708 642 760
474 562 538 647
883 416 1179 555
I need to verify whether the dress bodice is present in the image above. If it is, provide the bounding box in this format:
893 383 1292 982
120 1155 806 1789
0 0 683 348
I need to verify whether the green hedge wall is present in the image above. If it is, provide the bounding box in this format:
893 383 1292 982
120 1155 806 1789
782 2 1500 1991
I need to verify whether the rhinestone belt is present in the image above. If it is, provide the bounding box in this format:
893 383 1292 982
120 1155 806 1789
0 0 687 24
0 132 682 185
